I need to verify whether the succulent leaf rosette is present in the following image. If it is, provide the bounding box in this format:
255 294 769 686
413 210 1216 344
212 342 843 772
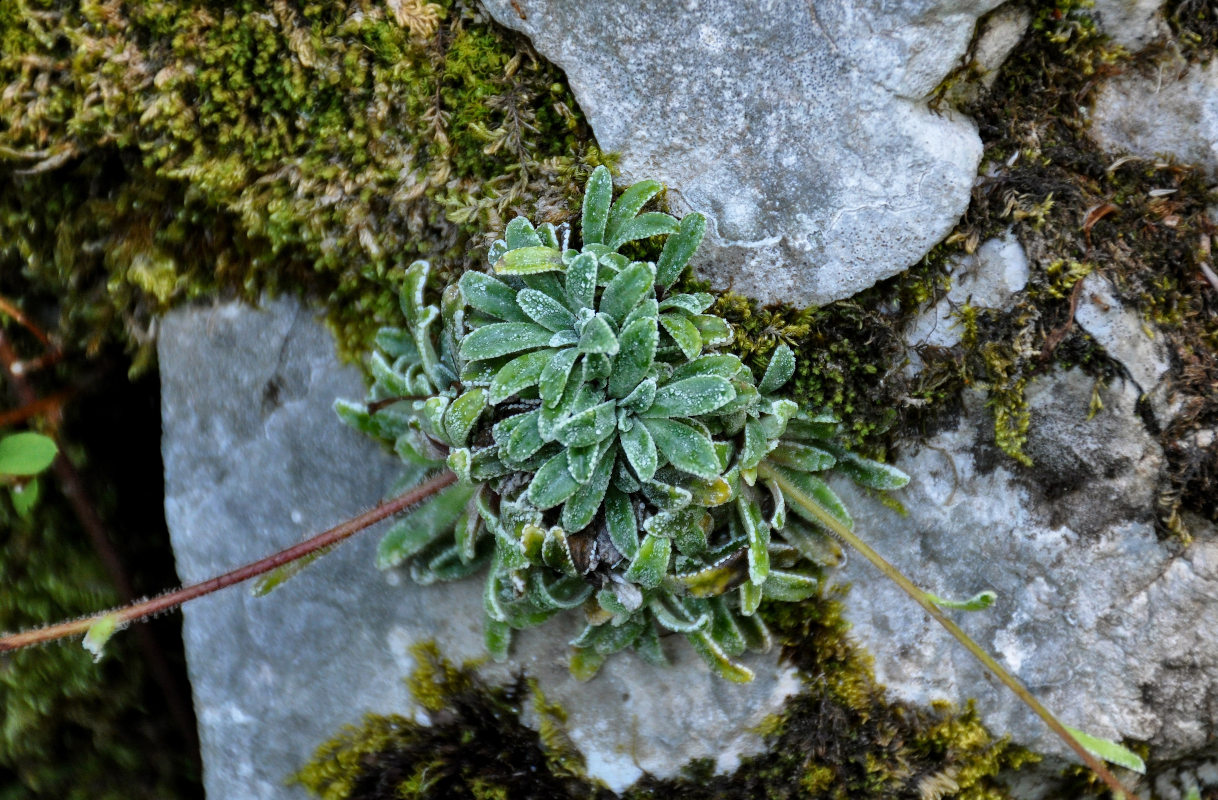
338 167 908 681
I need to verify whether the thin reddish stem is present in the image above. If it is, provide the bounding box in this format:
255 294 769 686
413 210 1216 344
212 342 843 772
0 470 458 653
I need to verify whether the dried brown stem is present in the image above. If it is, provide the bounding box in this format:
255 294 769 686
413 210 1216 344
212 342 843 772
0 470 458 653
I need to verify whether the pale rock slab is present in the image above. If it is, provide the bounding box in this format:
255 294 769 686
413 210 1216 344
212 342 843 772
836 368 1218 762
1090 56 1218 178
161 298 798 798
905 232 1030 366
1090 0 1171 51
479 0 1007 306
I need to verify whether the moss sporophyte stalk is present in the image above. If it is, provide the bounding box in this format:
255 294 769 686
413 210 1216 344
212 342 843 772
0 168 1145 798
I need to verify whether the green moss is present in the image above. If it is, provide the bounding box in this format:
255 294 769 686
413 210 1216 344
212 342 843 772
0 0 605 368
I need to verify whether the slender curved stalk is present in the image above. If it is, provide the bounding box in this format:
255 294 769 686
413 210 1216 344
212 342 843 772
0 471 458 653
759 462 1141 800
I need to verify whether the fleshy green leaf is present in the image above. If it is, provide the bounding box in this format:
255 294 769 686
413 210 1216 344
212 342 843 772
656 212 707 289
562 444 615 531
666 549 749 598
0 432 57 476
505 216 543 249
925 590 997 611
570 646 606 681
539 347 580 408
506 410 545 463
758 343 796 394
669 354 744 382
738 497 770 584
659 312 702 360
607 212 678 251
10 478 39 519
581 166 613 246
823 443 911 490
458 271 528 322
767 441 836 473
690 314 733 347
443 388 487 445
619 420 658 482
624 533 671 588
517 288 577 332
82 613 122 663
646 376 736 418
377 483 474 569
529 451 582 509
489 350 551 404
763 570 818 602
605 179 663 244
565 252 598 311
1062 726 1147 774
486 617 511 662
577 314 619 355
769 464 853 531
644 418 720 479
688 629 754 683
658 293 715 314
554 401 617 448
618 378 657 415
608 317 658 398
494 246 564 275
459 322 553 361
599 261 655 325
604 486 639 560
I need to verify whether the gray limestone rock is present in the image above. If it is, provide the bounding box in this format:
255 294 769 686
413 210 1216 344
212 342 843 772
1090 56 1218 178
1089 0 1170 51
835 368 1218 761
160 298 798 798
478 0 1005 306
905 232 1030 367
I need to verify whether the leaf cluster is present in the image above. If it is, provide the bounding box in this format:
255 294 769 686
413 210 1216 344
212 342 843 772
340 167 909 681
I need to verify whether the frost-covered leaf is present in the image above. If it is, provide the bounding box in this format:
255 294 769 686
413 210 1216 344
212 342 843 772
529 451 582 509
690 314 733 348
758 343 796 395
622 298 659 329
666 549 749 598
565 251 598 311
767 441 835 473
443 388 487 445
516 288 576 332
458 271 528 323
599 261 655 325
644 418 720 479
646 375 735 418
377 483 474 569
782 519 844 566
605 179 663 245
459 322 553 361
822 443 911 490
581 165 613 246
624 533 671 588
739 580 763 616
763 570 818 602
505 216 544 249
494 245 564 275
670 353 744 383
604 486 639 560
486 617 511 662
618 378 657 415
608 317 658 398
688 629 753 683
619 420 658 482
738 497 770 584
608 212 678 251
563 443 615 531
577 314 619 355
658 292 714 314
659 312 702 360
539 347 580 408
489 350 551 404
656 212 707 289
569 645 606 681
506 410 546 463
768 464 853 531
554 401 617 448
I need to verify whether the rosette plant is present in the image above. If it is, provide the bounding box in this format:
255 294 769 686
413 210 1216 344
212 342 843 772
0 167 1145 798
335 166 909 681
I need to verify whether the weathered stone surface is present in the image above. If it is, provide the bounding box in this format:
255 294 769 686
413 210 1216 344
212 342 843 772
835 368 1218 760
905 232 1029 367
1090 0 1170 51
1090 56 1218 178
161 298 798 798
973 5 1032 87
479 0 1004 306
